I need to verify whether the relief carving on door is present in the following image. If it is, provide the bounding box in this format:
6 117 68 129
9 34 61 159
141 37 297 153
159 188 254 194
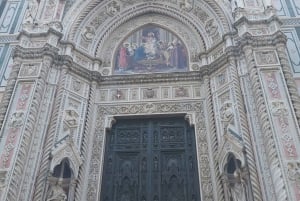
87 102 214 201
101 118 201 201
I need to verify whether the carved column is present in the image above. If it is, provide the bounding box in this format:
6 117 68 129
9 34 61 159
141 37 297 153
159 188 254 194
242 45 289 201
1 54 54 201
75 81 97 201
204 76 225 201
33 67 68 201
228 56 263 201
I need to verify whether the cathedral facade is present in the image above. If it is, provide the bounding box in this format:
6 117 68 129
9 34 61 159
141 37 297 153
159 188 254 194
0 0 300 200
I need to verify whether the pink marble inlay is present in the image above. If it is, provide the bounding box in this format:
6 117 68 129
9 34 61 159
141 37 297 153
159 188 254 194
265 72 281 99
16 84 32 110
0 128 20 168
0 83 33 169
294 184 300 201
277 116 298 158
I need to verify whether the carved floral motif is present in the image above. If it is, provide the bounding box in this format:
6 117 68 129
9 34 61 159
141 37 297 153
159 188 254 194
255 51 279 65
265 73 281 99
19 63 40 77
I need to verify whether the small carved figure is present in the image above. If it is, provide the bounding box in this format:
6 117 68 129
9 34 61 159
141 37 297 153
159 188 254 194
9 112 25 128
64 110 78 127
287 162 300 182
205 19 218 35
220 101 234 132
106 1 120 16
72 79 82 92
82 26 95 41
180 0 193 11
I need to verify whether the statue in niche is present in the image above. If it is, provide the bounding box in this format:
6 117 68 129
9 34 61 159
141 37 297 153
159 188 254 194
224 155 249 201
46 182 67 201
229 170 247 201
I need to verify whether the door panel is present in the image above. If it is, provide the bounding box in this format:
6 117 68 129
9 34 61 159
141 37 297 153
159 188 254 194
100 117 201 201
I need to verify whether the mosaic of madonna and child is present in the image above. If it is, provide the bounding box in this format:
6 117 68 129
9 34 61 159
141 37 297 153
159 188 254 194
114 25 188 74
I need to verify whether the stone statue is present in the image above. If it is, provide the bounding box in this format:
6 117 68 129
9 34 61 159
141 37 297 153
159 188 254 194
220 101 234 132
229 169 248 201
46 182 67 201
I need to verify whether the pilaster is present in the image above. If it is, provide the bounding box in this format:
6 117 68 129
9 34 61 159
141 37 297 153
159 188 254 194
227 56 263 201
0 48 55 201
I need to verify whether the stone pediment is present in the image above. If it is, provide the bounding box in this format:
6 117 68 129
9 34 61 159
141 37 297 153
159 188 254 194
50 140 82 178
218 132 245 173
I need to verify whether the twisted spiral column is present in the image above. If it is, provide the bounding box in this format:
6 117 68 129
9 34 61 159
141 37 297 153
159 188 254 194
243 46 288 201
228 56 263 201
74 81 97 201
204 76 225 201
32 67 68 201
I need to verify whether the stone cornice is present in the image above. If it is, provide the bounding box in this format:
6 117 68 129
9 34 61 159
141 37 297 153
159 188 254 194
17 27 63 40
237 31 287 48
0 34 18 44
234 14 282 27
12 30 288 85
13 44 59 60
99 71 203 86
280 17 300 27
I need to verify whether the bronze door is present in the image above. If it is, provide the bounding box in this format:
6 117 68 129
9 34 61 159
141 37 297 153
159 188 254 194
100 117 201 201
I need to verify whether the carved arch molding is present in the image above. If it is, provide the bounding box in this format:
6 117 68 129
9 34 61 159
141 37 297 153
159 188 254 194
86 100 215 200
63 0 232 62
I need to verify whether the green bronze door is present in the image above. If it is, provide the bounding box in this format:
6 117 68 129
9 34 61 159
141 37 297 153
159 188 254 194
100 117 201 201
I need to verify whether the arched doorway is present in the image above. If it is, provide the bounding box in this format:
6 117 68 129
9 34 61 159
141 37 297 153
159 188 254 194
100 116 201 201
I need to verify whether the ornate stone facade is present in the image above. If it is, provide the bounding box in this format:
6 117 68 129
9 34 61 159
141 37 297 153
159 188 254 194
0 0 300 201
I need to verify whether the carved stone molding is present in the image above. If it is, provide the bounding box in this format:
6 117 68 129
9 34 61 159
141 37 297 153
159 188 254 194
104 116 116 130
50 140 83 178
184 113 196 126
